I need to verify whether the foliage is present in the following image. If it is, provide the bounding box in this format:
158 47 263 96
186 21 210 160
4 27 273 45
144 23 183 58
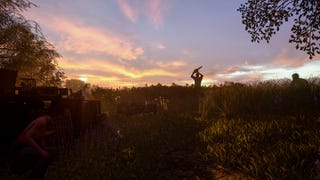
0 0 64 86
238 0 320 59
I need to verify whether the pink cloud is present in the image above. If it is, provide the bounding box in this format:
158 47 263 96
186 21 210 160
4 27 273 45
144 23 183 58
28 12 143 61
52 18 143 60
224 66 240 74
116 0 137 23
116 0 169 28
146 0 168 28
157 43 166 49
273 48 308 67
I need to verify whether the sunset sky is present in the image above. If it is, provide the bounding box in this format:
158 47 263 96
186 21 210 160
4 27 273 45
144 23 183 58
24 0 320 88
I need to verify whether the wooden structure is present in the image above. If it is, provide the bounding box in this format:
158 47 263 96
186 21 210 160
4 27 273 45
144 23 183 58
0 69 102 162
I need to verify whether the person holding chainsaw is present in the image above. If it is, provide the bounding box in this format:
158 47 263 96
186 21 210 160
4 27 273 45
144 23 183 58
191 66 203 88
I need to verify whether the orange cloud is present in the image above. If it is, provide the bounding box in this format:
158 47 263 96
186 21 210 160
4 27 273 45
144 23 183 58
66 73 125 88
59 57 177 79
60 57 137 78
140 69 176 77
34 15 143 60
59 18 143 60
59 56 180 87
59 58 92 70
156 60 186 68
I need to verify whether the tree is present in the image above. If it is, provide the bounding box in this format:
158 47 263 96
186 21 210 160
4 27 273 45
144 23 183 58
0 0 64 86
238 0 320 59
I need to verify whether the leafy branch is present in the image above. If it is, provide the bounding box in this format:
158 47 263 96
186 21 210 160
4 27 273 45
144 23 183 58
238 0 320 59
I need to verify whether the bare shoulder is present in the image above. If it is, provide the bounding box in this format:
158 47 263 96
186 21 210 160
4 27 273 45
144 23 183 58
34 115 50 126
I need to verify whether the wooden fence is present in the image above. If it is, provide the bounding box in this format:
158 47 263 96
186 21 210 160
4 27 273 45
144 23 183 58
47 99 101 150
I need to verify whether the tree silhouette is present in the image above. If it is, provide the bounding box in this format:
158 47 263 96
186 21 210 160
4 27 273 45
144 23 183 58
0 0 64 86
238 0 320 59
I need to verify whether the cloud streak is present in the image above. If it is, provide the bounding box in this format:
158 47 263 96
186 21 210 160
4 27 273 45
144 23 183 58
116 0 137 23
155 60 186 68
59 57 178 87
116 0 169 29
29 13 144 61
54 18 143 60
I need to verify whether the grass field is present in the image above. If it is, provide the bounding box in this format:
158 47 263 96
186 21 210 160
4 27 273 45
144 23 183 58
1 80 320 179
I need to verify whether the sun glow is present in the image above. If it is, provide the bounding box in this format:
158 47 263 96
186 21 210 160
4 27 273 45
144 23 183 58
79 76 87 82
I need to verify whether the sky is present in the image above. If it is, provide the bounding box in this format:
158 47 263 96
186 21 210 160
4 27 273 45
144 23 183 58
24 0 320 88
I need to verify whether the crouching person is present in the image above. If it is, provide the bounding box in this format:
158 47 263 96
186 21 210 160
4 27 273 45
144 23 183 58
9 114 56 179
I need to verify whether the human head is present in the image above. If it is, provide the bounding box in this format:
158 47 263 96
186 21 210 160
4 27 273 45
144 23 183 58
27 100 46 119
48 100 66 117
292 73 299 80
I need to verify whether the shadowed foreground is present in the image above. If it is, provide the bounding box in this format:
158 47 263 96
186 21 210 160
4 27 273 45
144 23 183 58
1 82 320 179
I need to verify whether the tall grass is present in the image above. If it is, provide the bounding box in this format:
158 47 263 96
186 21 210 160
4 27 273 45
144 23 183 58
199 80 320 120
45 86 208 179
199 79 320 179
199 117 320 179
47 81 320 179
2 81 320 179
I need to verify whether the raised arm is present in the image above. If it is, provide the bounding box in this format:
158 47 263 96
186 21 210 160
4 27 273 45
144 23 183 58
199 72 203 78
191 71 196 78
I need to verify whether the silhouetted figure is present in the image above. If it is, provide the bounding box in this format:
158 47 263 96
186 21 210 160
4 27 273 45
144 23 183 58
290 73 311 118
291 73 308 88
8 111 56 179
191 66 203 88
